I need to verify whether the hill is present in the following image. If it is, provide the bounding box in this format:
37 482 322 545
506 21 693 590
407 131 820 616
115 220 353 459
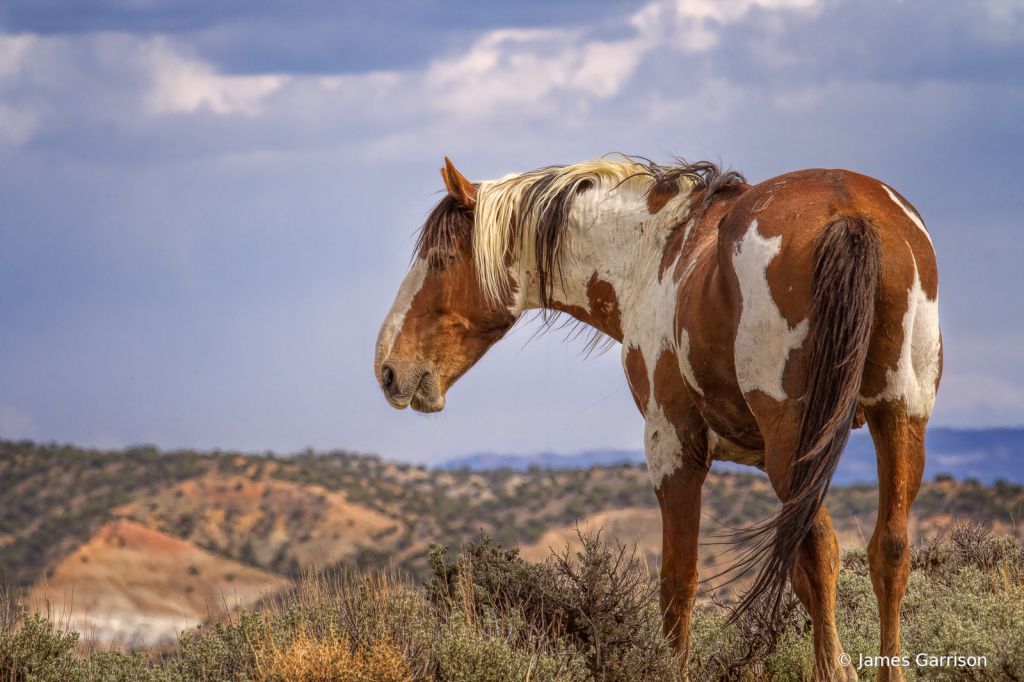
1 439 1021 645
28 519 283 645
5 521 1022 681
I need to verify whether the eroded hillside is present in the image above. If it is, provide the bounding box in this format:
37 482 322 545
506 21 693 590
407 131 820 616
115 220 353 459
2 439 1022 645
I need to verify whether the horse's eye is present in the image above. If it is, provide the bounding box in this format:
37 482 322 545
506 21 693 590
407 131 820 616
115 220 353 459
426 247 457 270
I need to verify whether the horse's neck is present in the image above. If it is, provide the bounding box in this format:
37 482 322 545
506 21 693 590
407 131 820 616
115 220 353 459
521 185 695 341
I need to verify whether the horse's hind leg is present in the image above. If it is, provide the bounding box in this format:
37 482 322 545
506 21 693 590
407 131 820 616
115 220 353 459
762 429 856 682
865 405 927 682
790 505 855 681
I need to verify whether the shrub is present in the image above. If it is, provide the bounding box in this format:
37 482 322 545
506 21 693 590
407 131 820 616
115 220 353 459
2 521 1021 681
689 522 1024 681
0 601 83 682
428 530 679 682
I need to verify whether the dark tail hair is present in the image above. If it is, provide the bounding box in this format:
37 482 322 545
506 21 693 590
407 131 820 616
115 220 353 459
728 215 881 626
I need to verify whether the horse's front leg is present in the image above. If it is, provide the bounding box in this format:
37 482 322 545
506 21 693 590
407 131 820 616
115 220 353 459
655 460 709 661
644 406 710 666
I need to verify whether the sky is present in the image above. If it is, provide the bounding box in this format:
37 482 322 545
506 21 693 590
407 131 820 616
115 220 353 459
1 0 1021 465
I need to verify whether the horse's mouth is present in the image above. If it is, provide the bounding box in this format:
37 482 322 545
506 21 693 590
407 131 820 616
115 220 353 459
410 388 445 413
380 363 445 413
408 370 445 413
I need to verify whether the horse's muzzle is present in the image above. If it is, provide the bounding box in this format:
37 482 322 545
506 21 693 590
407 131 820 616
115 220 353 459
378 360 445 413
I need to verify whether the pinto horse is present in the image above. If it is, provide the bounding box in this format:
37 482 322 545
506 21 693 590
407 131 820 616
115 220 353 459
375 156 940 681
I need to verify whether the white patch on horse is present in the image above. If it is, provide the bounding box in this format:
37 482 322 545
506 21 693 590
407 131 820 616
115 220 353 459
860 253 940 418
679 329 704 396
644 401 684 489
882 185 933 248
547 176 693 401
542 181 700 486
732 220 808 401
374 258 428 369
474 159 696 307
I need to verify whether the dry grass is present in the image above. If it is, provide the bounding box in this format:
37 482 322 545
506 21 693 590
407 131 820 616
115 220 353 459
250 629 411 682
2 523 1022 681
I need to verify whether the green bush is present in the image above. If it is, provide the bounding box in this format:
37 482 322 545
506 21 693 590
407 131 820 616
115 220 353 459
688 522 1023 681
1 604 83 682
428 530 678 682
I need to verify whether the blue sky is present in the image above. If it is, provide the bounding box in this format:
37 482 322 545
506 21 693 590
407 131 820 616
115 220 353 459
1 0 1021 464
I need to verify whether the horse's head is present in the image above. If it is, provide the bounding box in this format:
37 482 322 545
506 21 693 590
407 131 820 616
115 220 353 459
374 159 518 412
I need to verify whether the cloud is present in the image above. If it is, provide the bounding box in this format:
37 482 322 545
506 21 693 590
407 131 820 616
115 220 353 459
1 0 832 150
0 0 1020 457
423 27 644 117
421 0 827 120
142 37 286 116
632 0 819 52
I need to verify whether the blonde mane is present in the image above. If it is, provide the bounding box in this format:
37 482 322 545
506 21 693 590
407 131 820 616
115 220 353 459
415 155 745 309
473 156 702 306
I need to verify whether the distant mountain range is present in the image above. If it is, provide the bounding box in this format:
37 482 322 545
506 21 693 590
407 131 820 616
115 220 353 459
440 427 1024 484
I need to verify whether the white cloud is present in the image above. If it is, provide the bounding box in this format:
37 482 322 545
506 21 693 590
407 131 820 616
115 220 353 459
423 28 619 116
632 0 819 52
142 38 287 116
0 33 292 148
0 33 38 79
418 0 822 121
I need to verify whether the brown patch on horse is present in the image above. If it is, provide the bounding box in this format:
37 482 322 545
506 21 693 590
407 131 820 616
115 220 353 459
624 346 650 416
866 174 938 299
667 224 764 453
740 170 839 328
859 236 916 398
586 274 623 339
854 171 940 402
647 177 679 214
546 274 623 343
416 194 474 269
389 243 516 409
652 348 714 469
658 181 749 283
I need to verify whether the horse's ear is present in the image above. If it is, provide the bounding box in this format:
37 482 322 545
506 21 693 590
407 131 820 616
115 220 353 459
440 157 477 210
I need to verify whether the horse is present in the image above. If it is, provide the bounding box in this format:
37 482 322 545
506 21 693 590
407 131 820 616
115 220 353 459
374 155 940 681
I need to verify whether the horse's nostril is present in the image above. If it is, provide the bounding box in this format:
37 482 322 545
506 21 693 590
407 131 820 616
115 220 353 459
381 365 396 391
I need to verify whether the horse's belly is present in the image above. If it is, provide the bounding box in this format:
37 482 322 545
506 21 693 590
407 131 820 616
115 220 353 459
709 430 765 468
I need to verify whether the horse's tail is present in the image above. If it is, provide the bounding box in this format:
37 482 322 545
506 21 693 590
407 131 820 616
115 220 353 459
730 215 882 625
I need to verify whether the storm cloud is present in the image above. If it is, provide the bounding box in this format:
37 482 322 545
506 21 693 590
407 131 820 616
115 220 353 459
1 0 1021 462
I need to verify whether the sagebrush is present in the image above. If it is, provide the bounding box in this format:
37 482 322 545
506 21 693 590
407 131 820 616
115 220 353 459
2 523 1021 681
